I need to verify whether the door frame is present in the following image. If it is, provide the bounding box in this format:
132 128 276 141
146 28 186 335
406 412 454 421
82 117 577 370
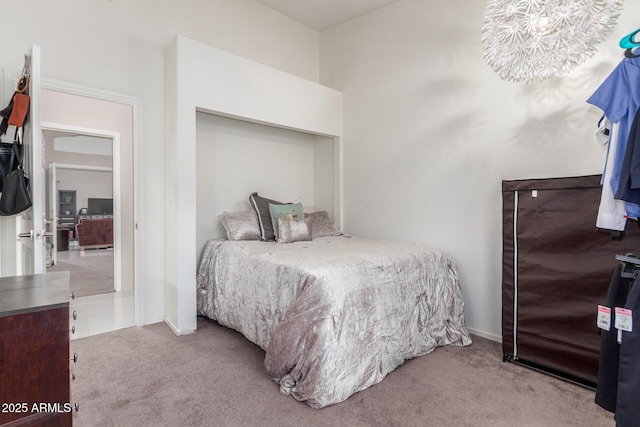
43 127 121 293
41 78 144 327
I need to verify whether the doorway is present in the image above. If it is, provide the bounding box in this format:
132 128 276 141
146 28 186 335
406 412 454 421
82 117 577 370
0 53 143 331
41 123 132 338
39 80 142 336
44 131 117 297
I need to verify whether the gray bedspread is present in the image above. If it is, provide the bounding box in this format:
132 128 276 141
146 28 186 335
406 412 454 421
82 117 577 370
196 236 471 408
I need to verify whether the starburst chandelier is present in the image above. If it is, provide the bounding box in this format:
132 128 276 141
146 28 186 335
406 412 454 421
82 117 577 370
481 0 624 83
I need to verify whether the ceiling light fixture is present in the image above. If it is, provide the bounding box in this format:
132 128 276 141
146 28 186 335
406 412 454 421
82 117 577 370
481 0 624 83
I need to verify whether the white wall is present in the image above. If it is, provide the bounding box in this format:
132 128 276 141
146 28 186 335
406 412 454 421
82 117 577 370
0 0 320 326
56 169 113 214
4 0 624 339
195 114 339 271
196 113 320 263
42 132 113 217
319 0 640 340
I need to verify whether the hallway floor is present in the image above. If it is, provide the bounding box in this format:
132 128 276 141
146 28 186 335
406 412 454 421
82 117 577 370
48 239 135 340
70 288 135 340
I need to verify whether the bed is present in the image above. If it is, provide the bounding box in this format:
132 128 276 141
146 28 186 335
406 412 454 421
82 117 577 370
196 232 471 408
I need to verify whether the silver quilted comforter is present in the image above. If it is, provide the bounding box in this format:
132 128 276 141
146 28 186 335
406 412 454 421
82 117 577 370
196 236 471 408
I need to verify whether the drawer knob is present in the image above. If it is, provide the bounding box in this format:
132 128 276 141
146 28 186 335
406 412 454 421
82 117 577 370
74 403 79 414
71 292 75 300
70 353 78 363
70 310 77 320
71 373 76 381
70 325 76 334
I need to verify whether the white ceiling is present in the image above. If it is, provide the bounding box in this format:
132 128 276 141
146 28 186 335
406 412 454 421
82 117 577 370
255 0 402 31
50 134 113 157
43 130 113 156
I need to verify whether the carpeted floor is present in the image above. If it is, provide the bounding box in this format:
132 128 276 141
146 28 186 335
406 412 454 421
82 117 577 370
70 317 615 427
48 243 114 297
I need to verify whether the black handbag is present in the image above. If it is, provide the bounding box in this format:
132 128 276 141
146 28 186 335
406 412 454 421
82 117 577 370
0 92 16 136
0 142 17 192
0 140 32 216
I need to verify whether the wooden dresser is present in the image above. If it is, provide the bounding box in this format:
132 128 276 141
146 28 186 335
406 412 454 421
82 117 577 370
0 272 75 427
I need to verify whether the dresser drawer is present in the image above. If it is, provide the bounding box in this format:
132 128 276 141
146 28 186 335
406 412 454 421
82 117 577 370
0 272 73 427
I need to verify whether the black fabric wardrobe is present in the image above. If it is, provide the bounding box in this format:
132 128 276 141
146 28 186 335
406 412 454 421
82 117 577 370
502 175 640 386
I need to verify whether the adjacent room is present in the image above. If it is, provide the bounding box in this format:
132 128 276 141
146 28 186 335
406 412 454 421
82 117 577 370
45 132 115 295
1 0 639 426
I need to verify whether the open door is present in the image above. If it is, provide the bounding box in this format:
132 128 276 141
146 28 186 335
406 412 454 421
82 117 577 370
14 45 46 275
48 161 58 266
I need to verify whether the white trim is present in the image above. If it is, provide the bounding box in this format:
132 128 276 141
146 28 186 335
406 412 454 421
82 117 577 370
113 134 122 292
163 318 195 336
28 45 45 274
41 122 119 139
56 164 113 172
165 35 342 334
334 136 343 229
144 315 165 325
48 162 58 267
38 80 144 327
467 327 502 343
41 78 141 107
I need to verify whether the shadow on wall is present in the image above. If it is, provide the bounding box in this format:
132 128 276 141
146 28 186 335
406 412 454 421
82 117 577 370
420 110 485 156
517 59 616 106
508 56 621 149
420 77 479 109
382 109 487 190
389 74 488 182
510 107 587 148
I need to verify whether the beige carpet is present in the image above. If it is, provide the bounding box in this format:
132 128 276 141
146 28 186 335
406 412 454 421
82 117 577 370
48 243 114 297
69 317 615 427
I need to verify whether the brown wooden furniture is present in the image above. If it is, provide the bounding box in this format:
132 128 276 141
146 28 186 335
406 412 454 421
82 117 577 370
57 227 70 252
75 218 113 252
58 190 77 230
0 272 75 427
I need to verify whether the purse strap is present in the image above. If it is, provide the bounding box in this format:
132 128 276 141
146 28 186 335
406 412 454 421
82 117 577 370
9 139 23 172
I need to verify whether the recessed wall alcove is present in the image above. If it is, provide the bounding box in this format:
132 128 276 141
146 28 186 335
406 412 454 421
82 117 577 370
165 35 343 334
195 113 337 263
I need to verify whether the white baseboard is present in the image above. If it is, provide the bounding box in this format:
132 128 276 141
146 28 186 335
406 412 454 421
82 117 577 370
468 327 502 343
164 317 196 336
141 315 165 326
